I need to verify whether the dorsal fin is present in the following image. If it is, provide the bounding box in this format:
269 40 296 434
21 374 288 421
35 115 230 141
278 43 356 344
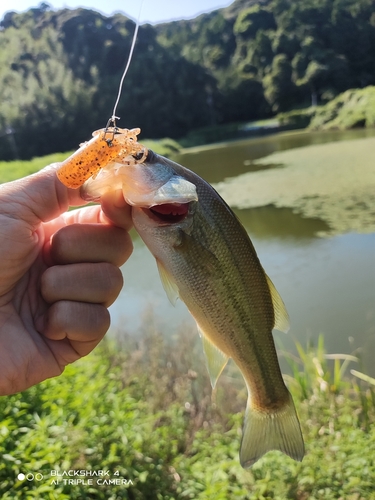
197 324 229 389
266 275 290 333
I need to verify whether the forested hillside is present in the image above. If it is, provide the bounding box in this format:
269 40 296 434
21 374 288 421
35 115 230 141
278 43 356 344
0 0 374 159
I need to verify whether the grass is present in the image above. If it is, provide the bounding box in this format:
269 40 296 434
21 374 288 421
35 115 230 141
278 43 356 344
0 153 70 184
1 324 375 499
142 138 182 158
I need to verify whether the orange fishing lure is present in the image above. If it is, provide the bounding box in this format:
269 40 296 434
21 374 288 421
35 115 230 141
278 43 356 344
57 127 147 189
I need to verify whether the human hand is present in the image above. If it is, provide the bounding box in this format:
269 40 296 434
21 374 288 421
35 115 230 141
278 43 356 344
0 164 132 395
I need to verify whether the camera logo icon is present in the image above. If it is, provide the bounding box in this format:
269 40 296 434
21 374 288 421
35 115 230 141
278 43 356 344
17 473 44 481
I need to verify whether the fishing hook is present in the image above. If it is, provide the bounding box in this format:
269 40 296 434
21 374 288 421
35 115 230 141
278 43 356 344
103 116 120 146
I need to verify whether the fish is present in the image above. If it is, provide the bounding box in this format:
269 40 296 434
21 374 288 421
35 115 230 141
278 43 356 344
76 147 305 468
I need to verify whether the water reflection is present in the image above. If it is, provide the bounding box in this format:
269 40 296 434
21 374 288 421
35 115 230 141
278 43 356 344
234 206 330 240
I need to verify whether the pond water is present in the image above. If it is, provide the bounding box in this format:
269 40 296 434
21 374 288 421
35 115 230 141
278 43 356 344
110 128 375 374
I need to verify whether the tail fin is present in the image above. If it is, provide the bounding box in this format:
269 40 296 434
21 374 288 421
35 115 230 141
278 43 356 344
240 392 304 468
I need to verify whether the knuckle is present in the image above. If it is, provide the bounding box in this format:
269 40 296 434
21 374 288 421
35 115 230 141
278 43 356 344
46 301 69 333
40 266 58 302
46 301 110 338
100 227 133 266
116 231 133 265
99 263 123 305
50 225 77 263
94 305 111 334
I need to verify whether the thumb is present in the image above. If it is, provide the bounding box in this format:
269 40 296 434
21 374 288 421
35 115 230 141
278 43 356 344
0 164 86 228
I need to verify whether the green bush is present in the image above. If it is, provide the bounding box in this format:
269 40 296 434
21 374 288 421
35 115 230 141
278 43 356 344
1 330 375 499
309 86 375 130
0 342 187 499
277 107 317 130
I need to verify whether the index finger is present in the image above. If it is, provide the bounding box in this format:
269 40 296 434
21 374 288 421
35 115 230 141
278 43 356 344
50 224 132 266
64 189 133 231
42 194 133 242
100 189 133 232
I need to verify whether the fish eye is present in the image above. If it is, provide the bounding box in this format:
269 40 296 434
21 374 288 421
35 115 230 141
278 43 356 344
133 150 148 161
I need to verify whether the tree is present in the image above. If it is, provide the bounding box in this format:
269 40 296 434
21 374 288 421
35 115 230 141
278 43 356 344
234 5 276 40
263 54 297 111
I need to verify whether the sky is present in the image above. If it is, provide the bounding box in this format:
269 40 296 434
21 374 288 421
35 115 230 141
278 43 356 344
0 0 234 24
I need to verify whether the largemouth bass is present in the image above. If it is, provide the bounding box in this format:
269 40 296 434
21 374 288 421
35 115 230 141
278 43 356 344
80 149 304 467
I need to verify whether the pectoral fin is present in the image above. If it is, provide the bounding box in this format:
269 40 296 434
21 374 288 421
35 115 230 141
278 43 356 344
197 324 229 389
156 259 180 306
266 275 290 333
177 232 219 276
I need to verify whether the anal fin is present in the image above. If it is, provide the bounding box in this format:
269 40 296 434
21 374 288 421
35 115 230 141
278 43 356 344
197 324 229 389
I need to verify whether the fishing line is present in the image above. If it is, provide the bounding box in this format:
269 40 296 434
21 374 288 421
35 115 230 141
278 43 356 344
108 0 145 128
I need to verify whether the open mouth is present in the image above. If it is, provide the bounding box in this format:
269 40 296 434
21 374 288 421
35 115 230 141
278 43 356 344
148 203 190 223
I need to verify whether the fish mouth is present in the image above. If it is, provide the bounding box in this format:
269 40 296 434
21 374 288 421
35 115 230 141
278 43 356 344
144 203 190 224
